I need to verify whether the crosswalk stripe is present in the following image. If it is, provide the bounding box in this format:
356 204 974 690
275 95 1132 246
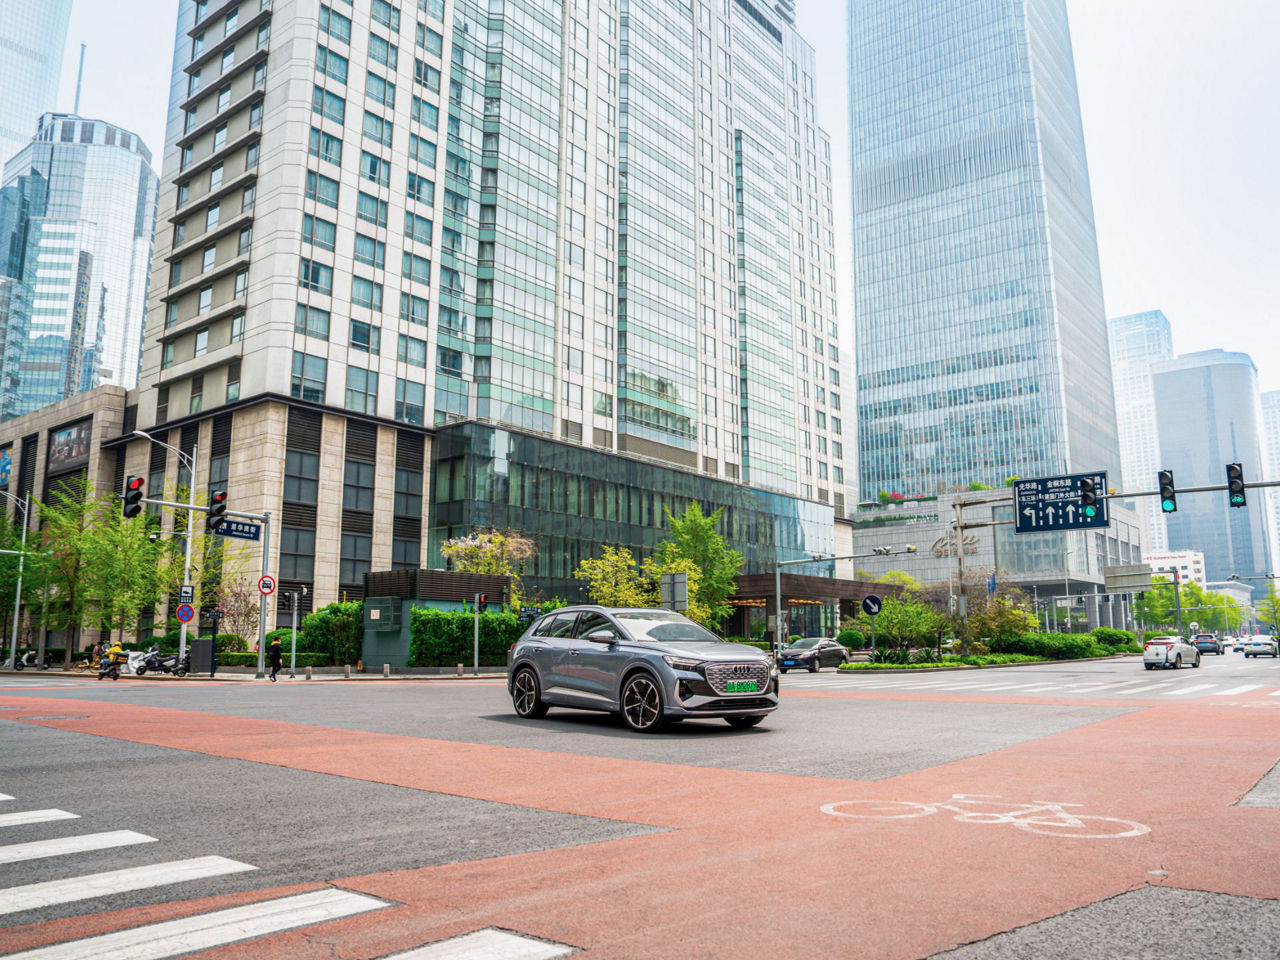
388 927 577 959
0 888 390 960
1210 685 1262 696
0 831 158 866
0 810 79 829
0 856 257 916
1163 684 1217 696
1269 689 1280 696
0 793 13 802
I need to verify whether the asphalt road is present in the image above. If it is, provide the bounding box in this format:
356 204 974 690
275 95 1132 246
1 656 1277 959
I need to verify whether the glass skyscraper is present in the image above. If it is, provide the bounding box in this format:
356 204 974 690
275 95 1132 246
1108 310 1174 553
0 0 73 166
0 114 159 417
849 0 1120 500
1152 350 1273 595
1261 390 1280 575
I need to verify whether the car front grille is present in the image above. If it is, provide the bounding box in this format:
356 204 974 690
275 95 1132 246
689 697 776 712
704 661 772 695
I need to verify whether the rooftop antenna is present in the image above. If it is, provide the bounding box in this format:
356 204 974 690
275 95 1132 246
73 43 85 114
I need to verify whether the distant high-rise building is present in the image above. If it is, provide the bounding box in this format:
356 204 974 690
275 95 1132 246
1152 350 1272 595
1261 390 1280 574
849 0 1120 499
1108 311 1175 552
0 114 159 416
0 0 73 165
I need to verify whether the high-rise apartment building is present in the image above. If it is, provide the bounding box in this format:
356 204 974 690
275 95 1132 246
1152 350 1272 595
0 114 159 416
117 0 843 609
1108 310 1174 552
1261 390 1280 574
849 0 1120 499
0 0 73 165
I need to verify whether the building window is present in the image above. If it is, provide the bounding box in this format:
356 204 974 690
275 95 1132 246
394 467 422 516
156 386 169 422
234 269 248 298
399 293 428 324
344 366 378 413
342 460 375 511
241 184 255 212
166 303 179 329
169 262 183 288
231 313 244 343
402 252 431 285
213 123 228 150
294 304 330 339
353 233 385 269
362 111 393 146
360 150 391 186
349 319 380 354
201 245 216 272
280 527 316 580
290 351 327 402
316 45 348 83
206 203 220 230
303 214 336 251
394 378 425 424
339 533 371 584
356 192 388 226
392 538 419 570
312 85 346 124
189 374 204 414
404 211 432 245
237 225 252 255
252 61 266 89
249 101 263 130
198 285 213 314
319 4 352 43
351 276 382 310
226 359 241 402
194 327 209 357
437 347 463 378
298 258 333 294
284 450 319 502
372 0 400 31
366 72 396 108
217 86 231 112
308 127 342 165
397 333 426 366
406 172 432 203
162 342 175 369
220 48 235 74
209 162 224 189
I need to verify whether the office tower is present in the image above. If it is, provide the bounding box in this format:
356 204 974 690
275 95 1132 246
849 0 1120 499
126 0 842 607
0 0 73 166
1151 350 1272 594
0 114 159 415
1262 390 1280 574
1108 310 1175 552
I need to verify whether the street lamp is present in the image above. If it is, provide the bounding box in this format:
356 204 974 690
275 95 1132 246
0 491 31 670
772 545 918 656
133 429 199 664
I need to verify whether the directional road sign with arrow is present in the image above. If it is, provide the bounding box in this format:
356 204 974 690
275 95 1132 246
1013 472 1110 534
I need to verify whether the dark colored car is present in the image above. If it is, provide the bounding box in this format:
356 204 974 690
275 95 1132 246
777 637 849 673
1191 634 1224 655
507 606 778 733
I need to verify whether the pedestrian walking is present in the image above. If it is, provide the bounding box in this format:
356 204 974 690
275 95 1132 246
268 637 283 682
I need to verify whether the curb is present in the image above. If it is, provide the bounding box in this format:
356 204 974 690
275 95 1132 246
832 654 1140 675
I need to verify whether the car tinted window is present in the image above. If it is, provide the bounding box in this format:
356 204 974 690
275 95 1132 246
613 611 722 644
789 637 820 649
576 613 618 639
541 613 579 638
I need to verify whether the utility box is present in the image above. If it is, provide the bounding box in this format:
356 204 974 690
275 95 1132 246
363 597 410 669
188 636 217 676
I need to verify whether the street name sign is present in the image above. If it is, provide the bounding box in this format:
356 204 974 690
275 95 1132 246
1013 472 1109 534
214 520 261 541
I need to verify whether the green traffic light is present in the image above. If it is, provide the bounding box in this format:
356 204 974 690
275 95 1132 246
1161 499 1177 513
1230 494 1245 506
1083 505 1097 518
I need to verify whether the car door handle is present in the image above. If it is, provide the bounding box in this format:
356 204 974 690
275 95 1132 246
568 648 579 656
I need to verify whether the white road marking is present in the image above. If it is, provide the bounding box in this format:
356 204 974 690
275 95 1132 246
1210 685 1263 697
0 856 257 916
1163 684 1218 697
1269 689 1280 696
1005 683 1061 692
0 831 158 866
0 809 79 829
926 682 990 690
0 888 389 960
0 793 13 801
386 927 577 959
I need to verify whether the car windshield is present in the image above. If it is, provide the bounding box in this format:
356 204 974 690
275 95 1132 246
788 637 821 649
613 611 723 644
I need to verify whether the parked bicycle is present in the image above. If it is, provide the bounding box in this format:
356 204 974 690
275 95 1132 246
820 794 1149 839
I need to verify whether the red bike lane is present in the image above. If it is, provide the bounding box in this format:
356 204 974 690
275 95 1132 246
2 691 1278 959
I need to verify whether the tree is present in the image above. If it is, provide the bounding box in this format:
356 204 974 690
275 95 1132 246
440 529 536 607
640 555 713 627
213 575 262 647
574 546 655 608
876 569 923 596
969 597 1035 643
36 476 98 659
850 595 939 649
78 492 163 645
1257 585 1280 632
650 501 742 626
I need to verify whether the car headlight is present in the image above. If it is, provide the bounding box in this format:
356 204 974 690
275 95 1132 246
663 655 704 671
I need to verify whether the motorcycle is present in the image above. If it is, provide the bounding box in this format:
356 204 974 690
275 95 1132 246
97 649 129 681
13 649 51 671
135 646 181 677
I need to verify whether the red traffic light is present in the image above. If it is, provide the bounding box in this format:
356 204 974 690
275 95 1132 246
207 489 228 531
123 475 145 518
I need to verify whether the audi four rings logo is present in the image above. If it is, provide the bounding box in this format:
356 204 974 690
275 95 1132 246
730 664 751 676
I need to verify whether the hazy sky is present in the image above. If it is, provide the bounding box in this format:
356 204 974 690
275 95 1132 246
55 0 1280 389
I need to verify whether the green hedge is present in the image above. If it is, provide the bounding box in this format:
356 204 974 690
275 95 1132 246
217 651 331 668
300 602 363 665
839 653 1044 671
1091 627 1136 646
986 632 1118 659
409 609 523 666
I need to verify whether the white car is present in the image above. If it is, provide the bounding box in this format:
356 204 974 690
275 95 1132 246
1143 635 1200 670
1243 635 1279 659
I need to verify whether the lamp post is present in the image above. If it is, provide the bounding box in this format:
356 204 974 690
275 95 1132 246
1 492 30 670
133 430 198 664
773 545 918 657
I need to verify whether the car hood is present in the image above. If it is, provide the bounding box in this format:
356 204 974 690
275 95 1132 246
640 640 769 662
779 647 817 656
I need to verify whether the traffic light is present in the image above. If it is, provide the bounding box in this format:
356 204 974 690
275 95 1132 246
207 490 227 532
1226 462 1246 507
123 475 145 518
1079 476 1098 518
1158 470 1177 513
477 593 487 613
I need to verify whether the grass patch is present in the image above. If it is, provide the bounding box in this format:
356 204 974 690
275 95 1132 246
838 653 1049 671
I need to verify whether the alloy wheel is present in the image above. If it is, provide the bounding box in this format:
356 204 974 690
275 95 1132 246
622 675 663 732
512 669 547 719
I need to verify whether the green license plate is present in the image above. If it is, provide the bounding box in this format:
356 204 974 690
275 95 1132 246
726 680 758 693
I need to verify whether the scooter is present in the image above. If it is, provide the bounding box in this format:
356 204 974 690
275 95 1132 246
135 646 181 676
13 650 51 671
97 649 129 680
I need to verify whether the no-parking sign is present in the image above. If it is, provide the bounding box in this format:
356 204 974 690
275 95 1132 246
258 575 277 595
176 604 195 623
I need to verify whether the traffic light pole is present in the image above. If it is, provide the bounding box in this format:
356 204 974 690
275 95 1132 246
178 441 197 667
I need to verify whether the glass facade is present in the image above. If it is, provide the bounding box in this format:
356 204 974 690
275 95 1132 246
430 423 833 598
849 0 1119 499
1152 351 1273 596
0 114 158 417
1108 310 1174 553
0 0 72 166
1262 391 1280 575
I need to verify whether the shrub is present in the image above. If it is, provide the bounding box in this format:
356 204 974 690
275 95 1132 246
409 608 523 667
837 628 864 648
788 634 802 643
992 633 1109 660
301 601 364 665
217 651 331 668
1091 627 1136 646
215 633 247 653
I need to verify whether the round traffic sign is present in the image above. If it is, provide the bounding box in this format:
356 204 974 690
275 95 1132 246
176 603 195 623
258 575 277 596
861 594 882 617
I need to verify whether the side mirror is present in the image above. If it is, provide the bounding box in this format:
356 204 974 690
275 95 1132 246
586 630 617 645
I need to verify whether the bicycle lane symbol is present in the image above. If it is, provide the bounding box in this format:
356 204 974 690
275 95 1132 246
820 794 1150 839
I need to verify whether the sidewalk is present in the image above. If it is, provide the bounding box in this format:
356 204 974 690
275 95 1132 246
0 667 508 683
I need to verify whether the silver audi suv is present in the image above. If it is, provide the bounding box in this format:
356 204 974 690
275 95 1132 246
507 606 778 732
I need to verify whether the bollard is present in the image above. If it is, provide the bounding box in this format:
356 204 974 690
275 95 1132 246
344 664 351 679
383 663 390 678
457 663 464 676
305 665 312 681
